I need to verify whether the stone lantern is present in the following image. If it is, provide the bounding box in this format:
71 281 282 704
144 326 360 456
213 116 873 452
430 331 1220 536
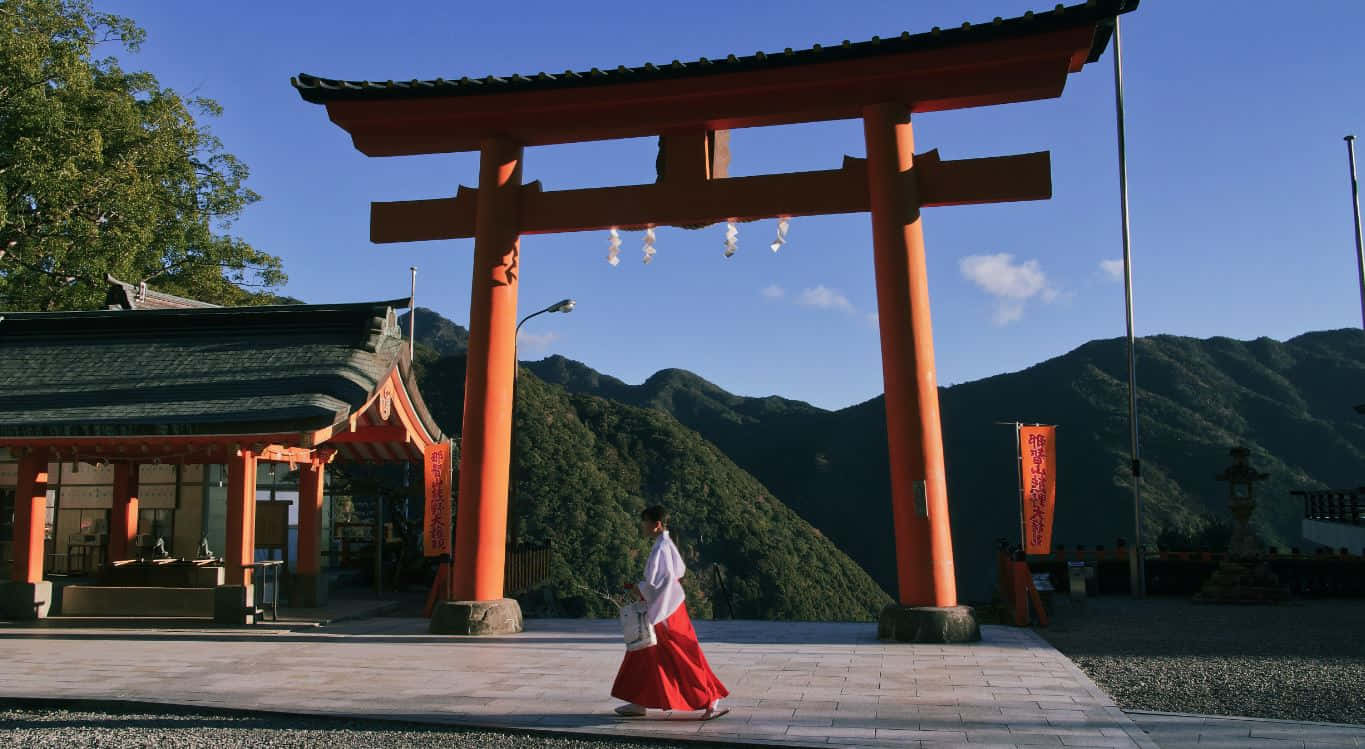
1219 447 1268 560
1196 447 1289 603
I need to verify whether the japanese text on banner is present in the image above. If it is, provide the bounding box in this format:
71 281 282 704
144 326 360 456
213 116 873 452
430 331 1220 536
423 441 452 557
1018 425 1057 555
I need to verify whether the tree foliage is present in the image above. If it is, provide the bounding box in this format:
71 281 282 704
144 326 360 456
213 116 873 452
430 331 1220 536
0 0 284 310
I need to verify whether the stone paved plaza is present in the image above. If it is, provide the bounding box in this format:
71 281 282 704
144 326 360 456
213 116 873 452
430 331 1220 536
0 617 1362 748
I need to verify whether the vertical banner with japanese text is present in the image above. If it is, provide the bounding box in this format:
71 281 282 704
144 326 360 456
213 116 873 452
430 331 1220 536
1018 425 1057 555
423 441 453 557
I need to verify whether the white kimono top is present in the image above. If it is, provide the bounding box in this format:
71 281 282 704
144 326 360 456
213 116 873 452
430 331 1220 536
638 530 686 626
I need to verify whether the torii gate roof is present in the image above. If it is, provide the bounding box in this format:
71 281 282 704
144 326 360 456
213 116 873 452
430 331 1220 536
293 0 1137 156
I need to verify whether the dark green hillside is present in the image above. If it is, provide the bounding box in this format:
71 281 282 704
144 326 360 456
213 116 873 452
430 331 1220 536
412 349 892 620
529 331 1365 601
415 312 1365 603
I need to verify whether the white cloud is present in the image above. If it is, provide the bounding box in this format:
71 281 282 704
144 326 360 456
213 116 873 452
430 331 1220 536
993 302 1026 326
960 253 1050 299
797 285 854 313
959 253 1059 326
1099 258 1125 282
867 312 879 328
761 284 785 300
517 330 559 349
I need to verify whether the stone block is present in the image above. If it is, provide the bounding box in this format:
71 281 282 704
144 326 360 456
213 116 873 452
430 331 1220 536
430 597 523 635
291 573 329 608
0 580 52 619
877 604 981 643
212 584 255 625
61 586 215 617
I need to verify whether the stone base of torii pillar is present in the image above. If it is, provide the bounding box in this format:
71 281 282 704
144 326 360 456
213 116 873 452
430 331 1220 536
430 598 524 635
877 604 981 643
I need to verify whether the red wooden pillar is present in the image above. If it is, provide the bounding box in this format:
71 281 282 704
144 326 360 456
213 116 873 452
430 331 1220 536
225 449 257 587
297 462 324 577
12 449 49 584
452 137 523 602
863 102 958 609
294 460 328 606
109 462 139 561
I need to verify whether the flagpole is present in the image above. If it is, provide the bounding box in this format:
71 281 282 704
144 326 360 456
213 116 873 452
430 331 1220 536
1346 136 1365 328
1112 17 1145 598
995 421 1027 553
409 266 418 359
1014 422 1025 551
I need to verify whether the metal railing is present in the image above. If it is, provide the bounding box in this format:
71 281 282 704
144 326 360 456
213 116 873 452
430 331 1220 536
1293 489 1365 525
504 541 552 595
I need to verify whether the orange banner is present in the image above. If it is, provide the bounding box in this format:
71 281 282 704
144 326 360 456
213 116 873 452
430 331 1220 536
423 441 453 557
1019 425 1057 555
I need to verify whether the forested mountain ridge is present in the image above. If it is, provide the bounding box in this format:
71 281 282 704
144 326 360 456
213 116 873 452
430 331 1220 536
411 349 892 620
415 311 1365 603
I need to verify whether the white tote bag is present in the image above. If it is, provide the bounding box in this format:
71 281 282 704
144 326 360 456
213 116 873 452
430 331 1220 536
619 601 657 651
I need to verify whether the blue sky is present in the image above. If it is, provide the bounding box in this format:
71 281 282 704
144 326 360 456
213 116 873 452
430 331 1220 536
106 0 1365 410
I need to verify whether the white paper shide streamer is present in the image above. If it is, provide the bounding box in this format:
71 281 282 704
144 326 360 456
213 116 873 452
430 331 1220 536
723 221 739 258
770 217 789 252
607 227 621 266
642 226 657 264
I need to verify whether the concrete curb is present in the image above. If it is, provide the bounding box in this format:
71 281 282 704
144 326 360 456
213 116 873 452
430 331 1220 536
1125 708 1365 730
0 695 814 749
1014 627 1163 749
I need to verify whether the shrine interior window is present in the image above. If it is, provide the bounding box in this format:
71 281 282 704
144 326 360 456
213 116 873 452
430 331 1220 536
138 508 175 553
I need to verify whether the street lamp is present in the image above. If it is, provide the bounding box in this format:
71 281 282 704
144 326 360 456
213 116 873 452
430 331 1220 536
514 299 576 379
509 299 575 547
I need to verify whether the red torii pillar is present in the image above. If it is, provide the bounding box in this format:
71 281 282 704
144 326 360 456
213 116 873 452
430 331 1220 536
864 104 957 610
434 138 526 635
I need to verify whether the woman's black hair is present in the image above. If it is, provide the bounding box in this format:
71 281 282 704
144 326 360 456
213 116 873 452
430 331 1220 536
641 505 669 526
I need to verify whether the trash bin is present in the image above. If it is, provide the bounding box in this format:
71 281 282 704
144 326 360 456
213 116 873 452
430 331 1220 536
1067 561 1087 600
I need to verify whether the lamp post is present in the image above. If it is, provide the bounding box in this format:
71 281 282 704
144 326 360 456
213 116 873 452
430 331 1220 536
508 299 575 547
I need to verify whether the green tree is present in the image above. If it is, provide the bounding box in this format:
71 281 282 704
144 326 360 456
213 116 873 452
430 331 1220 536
0 0 285 311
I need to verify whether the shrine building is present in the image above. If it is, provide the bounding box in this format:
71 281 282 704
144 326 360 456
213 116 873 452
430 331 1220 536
0 296 445 623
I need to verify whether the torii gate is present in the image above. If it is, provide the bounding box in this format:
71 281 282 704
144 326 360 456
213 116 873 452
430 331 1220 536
295 0 1137 641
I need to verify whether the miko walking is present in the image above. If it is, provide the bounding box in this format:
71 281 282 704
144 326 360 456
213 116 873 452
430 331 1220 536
612 506 729 719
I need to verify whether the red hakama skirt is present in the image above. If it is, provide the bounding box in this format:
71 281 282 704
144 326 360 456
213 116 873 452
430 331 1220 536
610 603 729 710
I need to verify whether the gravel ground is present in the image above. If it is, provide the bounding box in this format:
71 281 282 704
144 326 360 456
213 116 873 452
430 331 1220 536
0 702 727 749
1038 596 1365 725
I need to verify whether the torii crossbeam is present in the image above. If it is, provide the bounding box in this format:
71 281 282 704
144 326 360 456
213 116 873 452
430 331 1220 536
294 0 1138 641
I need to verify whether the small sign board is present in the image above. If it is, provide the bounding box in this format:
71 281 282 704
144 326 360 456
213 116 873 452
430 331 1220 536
1031 573 1055 592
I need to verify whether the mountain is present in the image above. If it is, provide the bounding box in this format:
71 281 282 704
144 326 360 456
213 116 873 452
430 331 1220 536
411 348 892 620
399 307 469 356
526 331 1365 602
409 311 1365 603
